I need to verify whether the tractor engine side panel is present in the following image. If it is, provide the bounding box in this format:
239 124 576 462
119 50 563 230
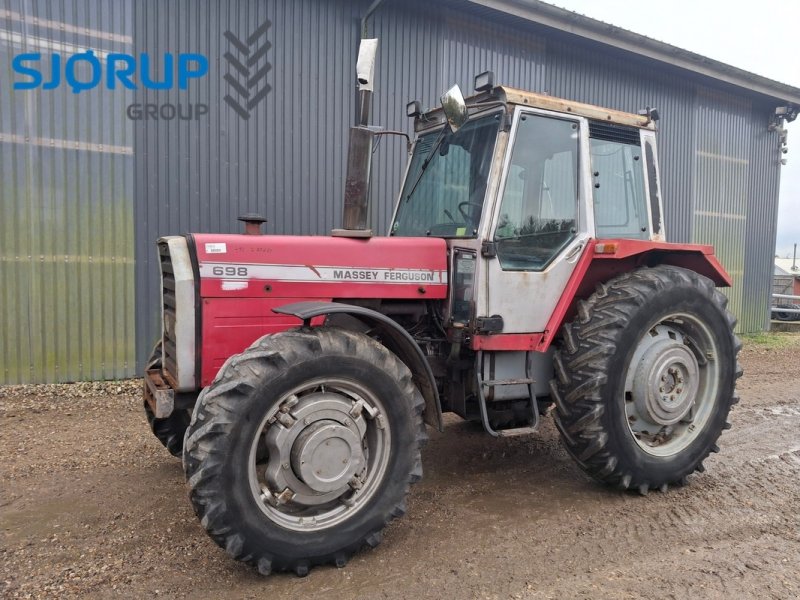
191 234 449 386
201 297 325 382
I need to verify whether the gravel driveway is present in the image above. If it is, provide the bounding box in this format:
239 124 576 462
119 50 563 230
2 334 799 599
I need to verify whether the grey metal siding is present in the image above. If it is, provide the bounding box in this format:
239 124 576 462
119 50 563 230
131 0 781 371
0 0 134 383
692 85 751 327
743 101 783 331
132 0 364 357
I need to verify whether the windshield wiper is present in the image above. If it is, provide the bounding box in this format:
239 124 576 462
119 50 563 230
403 129 448 203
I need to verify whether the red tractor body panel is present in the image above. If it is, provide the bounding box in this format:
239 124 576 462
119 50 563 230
192 234 448 385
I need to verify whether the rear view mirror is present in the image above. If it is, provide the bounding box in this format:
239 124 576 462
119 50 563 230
441 85 468 132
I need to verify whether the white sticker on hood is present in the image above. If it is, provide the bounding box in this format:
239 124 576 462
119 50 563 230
205 242 227 254
221 280 248 291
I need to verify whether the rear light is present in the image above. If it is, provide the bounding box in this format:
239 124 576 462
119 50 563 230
594 242 619 255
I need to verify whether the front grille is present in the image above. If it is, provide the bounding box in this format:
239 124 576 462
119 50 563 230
159 241 179 384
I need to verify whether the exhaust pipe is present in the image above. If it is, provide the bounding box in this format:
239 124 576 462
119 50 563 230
332 38 378 238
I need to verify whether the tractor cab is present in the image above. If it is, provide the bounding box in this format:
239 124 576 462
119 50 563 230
391 75 665 340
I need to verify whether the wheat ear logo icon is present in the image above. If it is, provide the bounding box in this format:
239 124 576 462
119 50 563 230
222 20 272 120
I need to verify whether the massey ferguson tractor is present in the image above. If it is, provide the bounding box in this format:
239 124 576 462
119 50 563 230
143 41 740 576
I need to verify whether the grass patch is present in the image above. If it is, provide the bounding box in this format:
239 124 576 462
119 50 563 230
741 331 800 350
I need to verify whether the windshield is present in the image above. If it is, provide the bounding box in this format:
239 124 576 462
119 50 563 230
391 112 501 238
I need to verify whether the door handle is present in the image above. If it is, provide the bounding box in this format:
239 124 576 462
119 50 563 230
565 243 584 261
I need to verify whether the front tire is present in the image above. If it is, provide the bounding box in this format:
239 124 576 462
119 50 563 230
551 265 742 494
183 327 426 576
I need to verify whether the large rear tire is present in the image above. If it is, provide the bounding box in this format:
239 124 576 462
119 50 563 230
551 265 742 494
143 343 191 458
183 327 426 576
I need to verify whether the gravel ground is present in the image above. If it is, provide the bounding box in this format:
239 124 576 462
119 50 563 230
1 333 799 599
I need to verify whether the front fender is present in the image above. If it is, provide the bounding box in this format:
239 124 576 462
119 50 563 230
273 301 443 431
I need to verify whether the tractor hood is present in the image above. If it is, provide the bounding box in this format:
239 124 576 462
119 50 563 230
178 234 448 386
192 233 448 299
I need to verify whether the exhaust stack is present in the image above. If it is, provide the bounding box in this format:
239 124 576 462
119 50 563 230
332 38 378 238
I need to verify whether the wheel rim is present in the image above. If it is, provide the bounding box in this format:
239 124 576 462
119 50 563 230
623 313 720 457
247 377 391 531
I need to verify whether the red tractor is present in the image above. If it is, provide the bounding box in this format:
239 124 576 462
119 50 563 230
144 45 740 576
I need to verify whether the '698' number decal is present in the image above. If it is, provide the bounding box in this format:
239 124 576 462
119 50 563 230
211 265 248 277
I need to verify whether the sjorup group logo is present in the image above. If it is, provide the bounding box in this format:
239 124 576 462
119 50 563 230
10 21 272 122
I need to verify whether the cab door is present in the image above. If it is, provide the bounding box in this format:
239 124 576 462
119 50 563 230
480 107 592 334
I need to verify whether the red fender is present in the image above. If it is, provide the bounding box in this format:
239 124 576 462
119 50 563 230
535 238 732 352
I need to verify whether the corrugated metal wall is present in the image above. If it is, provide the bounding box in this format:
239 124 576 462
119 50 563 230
0 0 134 383
130 0 782 372
1 0 783 382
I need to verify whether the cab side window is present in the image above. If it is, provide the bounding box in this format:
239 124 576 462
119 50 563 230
590 123 649 239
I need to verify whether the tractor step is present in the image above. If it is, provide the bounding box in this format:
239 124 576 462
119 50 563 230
493 425 538 437
475 351 539 438
482 378 534 386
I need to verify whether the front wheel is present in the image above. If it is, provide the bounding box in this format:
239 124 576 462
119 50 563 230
551 265 742 494
183 327 426 576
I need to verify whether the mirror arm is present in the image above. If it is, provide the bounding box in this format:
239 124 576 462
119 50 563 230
373 130 413 153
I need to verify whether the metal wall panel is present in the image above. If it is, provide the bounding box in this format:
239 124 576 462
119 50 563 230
692 85 751 328
132 0 364 358
0 0 134 383
743 100 783 331
131 0 784 370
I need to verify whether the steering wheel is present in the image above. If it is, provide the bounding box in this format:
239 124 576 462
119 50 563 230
457 201 483 223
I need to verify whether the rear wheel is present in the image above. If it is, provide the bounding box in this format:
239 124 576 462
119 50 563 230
143 343 191 458
551 265 742 494
183 327 426 575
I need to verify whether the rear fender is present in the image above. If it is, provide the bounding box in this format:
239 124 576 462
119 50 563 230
273 301 443 431
539 239 732 352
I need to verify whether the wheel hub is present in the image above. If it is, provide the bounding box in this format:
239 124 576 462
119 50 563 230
263 391 372 508
633 337 699 425
290 420 365 493
623 315 722 457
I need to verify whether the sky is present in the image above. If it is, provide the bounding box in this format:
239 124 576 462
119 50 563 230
546 0 800 258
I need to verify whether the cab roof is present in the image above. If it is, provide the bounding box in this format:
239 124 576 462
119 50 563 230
416 84 655 131
494 85 655 130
